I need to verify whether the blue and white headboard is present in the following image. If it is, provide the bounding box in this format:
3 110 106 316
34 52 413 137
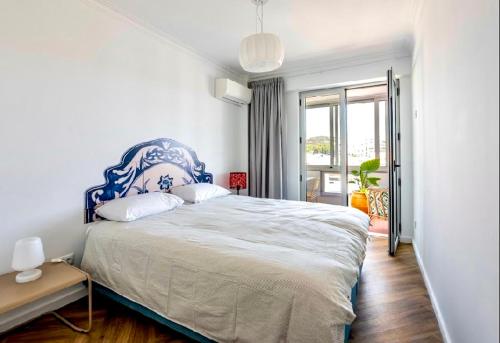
85 138 213 223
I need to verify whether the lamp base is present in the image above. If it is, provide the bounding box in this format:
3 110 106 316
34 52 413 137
16 269 42 283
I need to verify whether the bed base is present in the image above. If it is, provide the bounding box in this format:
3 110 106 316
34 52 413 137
93 269 361 343
343 280 359 342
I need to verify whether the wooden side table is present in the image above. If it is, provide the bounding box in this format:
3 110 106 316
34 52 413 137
0 262 92 333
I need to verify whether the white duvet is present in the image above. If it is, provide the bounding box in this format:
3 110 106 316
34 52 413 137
81 195 369 343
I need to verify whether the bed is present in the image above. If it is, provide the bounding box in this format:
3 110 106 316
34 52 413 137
81 138 369 343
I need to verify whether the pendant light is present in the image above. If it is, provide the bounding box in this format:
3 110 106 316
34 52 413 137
239 0 284 73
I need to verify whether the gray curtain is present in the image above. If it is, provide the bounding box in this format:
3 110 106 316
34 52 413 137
248 77 286 199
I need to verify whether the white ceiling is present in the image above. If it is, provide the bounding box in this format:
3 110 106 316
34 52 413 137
97 0 415 75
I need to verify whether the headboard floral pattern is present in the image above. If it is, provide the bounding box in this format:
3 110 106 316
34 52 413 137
85 138 213 223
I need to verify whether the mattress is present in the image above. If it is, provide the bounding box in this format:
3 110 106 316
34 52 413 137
81 195 369 343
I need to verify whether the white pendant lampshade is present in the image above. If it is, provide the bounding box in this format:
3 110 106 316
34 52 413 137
239 33 284 73
239 0 284 73
11 237 45 283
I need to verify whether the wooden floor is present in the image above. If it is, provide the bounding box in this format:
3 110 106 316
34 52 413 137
350 238 442 343
0 238 442 343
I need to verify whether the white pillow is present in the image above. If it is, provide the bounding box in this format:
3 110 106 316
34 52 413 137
170 183 231 203
96 192 184 222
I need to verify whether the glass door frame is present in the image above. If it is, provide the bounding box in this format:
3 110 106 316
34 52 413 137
299 81 388 205
299 86 348 205
387 69 402 255
344 87 390 172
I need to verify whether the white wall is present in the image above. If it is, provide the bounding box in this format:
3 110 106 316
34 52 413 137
282 56 414 239
0 0 247 274
412 0 499 342
399 75 413 242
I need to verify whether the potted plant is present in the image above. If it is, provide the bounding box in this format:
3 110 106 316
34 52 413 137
349 158 381 213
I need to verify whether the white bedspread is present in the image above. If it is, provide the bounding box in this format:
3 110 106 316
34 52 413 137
81 195 369 343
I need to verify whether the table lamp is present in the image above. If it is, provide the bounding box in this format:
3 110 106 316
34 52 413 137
11 237 45 283
229 172 247 195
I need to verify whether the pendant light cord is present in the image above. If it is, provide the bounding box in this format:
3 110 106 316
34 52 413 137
255 0 264 33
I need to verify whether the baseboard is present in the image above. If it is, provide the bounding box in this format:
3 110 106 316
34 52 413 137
412 241 452 343
0 284 87 333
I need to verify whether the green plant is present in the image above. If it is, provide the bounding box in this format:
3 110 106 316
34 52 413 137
349 158 381 193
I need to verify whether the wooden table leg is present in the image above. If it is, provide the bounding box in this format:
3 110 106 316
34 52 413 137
50 275 92 333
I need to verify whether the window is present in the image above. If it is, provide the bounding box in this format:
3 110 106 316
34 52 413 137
346 87 388 167
305 106 331 166
302 85 387 200
305 94 340 168
379 101 387 166
347 102 376 166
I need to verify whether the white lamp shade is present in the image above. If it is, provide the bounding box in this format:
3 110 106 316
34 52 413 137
11 237 45 271
239 33 284 73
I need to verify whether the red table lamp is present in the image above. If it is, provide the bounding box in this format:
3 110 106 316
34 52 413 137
229 172 247 195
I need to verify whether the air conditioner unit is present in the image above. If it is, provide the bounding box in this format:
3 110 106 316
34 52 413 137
215 78 252 106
